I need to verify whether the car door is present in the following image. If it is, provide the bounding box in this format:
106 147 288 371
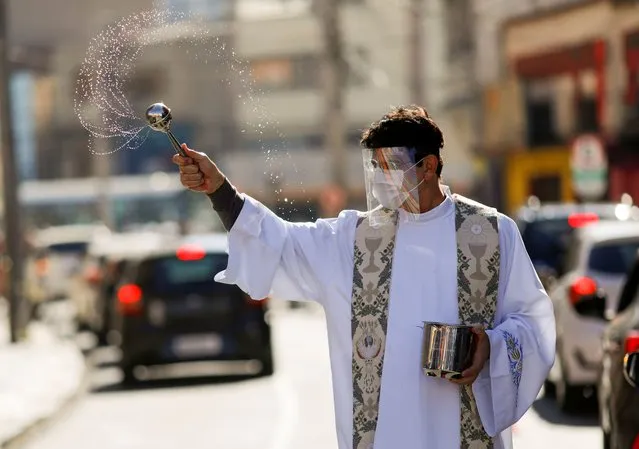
600 256 639 440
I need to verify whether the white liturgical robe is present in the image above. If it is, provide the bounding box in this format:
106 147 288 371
214 186 556 449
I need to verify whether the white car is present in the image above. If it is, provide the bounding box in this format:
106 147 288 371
546 220 639 412
30 224 110 303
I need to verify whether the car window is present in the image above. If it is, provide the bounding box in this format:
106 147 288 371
520 219 572 272
47 242 88 255
560 234 582 275
137 254 233 296
588 241 639 275
617 258 639 313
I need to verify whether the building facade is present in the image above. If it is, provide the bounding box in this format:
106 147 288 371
477 0 639 214
16 0 478 223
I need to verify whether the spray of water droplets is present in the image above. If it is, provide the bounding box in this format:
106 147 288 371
74 9 199 155
75 7 311 218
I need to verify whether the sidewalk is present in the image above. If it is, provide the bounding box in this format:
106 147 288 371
0 299 86 447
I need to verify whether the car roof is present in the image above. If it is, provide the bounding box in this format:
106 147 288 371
87 231 171 260
136 233 229 260
35 224 111 247
575 220 639 244
515 202 639 222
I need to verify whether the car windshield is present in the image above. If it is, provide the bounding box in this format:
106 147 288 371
47 242 88 255
141 253 233 296
588 241 639 275
520 208 629 272
521 219 573 271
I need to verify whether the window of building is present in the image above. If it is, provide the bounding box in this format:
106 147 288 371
345 46 369 87
242 133 323 151
249 49 368 92
251 58 293 90
525 79 561 147
530 174 562 203
446 0 474 61
127 66 165 103
164 0 232 20
74 65 91 103
575 71 599 133
575 96 599 133
250 55 320 91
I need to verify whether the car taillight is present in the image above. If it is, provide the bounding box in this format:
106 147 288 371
176 244 206 261
84 265 102 284
569 276 598 304
244 293 268 307
625 331 639 354
117 284 143 315
568 213 599 228
632 433 639 449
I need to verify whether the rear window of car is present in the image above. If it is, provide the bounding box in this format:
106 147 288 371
47 242 88 254
520 210 630 272
520 219 573 270
588 241 639 275
138 253 232 296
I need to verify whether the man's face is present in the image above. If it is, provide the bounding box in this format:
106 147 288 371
368 148 424 190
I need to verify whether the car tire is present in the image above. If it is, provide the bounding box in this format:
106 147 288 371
602 430 611 449
544 379 556 398
556 374 582 413
96 330 109 347
121 365 138 385
259 352 275 377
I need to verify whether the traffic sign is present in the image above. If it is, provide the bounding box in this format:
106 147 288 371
570 134 608 200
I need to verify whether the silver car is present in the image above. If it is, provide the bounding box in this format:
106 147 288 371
546 220 639 412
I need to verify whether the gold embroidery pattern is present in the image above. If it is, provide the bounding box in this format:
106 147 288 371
351 212 397 449
350 196 500 449
454 194 500 449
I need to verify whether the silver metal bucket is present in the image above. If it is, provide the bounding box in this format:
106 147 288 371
421 322 475 379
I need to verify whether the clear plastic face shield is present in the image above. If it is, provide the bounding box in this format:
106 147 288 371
362 147 425 227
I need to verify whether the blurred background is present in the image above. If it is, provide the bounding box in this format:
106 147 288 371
2 0 639 449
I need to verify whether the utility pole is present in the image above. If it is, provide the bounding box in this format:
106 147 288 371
0 0 25 343
93 137 113 231
408 0 425 105
320 0 347 195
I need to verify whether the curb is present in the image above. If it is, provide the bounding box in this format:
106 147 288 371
1 338 92 449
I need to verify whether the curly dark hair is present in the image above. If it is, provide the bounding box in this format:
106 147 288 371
360 105 444 176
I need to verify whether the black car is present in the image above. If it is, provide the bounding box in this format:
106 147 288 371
598 251 639 449
111 234 274 383
73 232 168 345
514 200 639 290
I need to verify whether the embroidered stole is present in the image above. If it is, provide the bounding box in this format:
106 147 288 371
350 195 500 449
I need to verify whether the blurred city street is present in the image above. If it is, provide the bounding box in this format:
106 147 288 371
0 0 639 447
0 299 84 447
10 300 601 449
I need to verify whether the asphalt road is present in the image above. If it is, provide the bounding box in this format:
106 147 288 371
19 301 601 449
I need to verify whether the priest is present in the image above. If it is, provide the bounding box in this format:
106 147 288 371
172 105 556 449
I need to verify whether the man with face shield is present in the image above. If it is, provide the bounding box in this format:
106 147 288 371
172 105 555 449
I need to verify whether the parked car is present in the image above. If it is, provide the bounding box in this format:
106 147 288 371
111 233 274 383
25 224 110 309
546 220 639 412
598 252 639 449
514 200 638 290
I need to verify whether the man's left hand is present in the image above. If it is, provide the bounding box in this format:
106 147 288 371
449 326 490 386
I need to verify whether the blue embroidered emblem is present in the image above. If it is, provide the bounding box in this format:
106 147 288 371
502 330 523 404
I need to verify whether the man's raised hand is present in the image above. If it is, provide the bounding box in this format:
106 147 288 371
172 144 225 195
